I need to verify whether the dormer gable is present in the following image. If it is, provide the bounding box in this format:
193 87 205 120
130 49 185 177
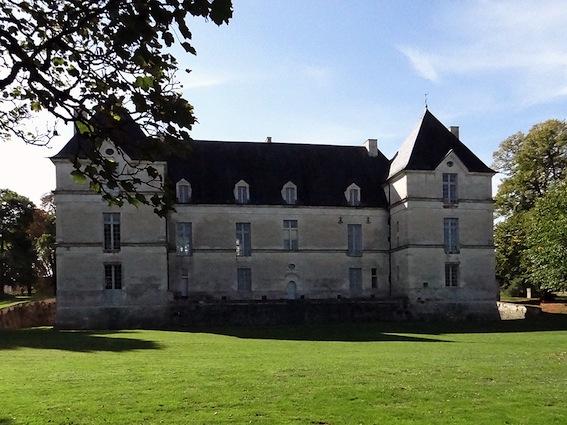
345 183 361 206
281 181 297 205
234 180 250 204
176 179 192 203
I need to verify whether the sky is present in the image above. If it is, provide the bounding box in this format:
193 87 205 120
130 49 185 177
2 0 567 205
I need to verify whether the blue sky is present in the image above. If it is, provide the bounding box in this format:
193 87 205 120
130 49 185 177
2 0 567 204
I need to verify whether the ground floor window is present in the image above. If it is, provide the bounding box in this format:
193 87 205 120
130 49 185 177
445 263 459 287
104 264 122 290
237 268 252 291
371 268 378 288
349 268 362 294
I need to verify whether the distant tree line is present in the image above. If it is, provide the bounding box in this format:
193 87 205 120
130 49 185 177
493 119 567 296
0 189 55 296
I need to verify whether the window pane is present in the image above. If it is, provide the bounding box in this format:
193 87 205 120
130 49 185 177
349 268 362 294
237 186 248 203
283 220 298 251
103 213 120 251
444 218 459 253
236 222 251 256
285 186 296 204
176 222 192 255
442 173 458 204
445 263 459 287
347 224 362 256
237 268 252 291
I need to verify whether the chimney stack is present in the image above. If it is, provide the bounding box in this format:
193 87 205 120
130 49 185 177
364 139 378 157
449 126 459 140
265 136 272 143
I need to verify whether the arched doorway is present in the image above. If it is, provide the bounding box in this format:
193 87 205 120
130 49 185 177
286 281 297 300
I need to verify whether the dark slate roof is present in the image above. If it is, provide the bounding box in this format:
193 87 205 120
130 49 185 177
169 140 390 207
388 109 494 178
51 110 156 161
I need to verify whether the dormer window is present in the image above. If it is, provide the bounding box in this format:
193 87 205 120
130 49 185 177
281 181 297 205
234 180 250 204
345 184 361 206
176 180 191 203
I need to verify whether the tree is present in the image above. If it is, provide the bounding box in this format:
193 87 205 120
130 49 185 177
28 194 56 291
0 189 36 296
0 0 233 215
524 180 567 292
493 119 567 294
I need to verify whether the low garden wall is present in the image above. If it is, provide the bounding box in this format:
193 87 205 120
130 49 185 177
0 300 56 329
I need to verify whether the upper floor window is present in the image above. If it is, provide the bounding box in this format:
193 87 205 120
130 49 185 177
347 224 362 256
442 173 458 205
345 183 361 206
234 180 250 204
176 222 192 256
283 220 298 251
103 212 120 251
176 180 191 203
282 181 297 205
444 218 459 253
104 263 122 290
236 222 251 256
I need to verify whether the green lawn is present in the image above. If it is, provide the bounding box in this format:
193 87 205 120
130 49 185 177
1 318 567 424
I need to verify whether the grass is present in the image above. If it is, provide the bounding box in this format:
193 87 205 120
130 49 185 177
1 318 567 424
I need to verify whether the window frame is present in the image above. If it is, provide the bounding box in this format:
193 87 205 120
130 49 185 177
445 263 459 287
235 222 251 256
443 217 459 254
237 267 252 291
442 173 458 205
347 223 363 256
103 212 120 252
283 219 299 251
234 180 250 204
104 263 122 290
349 267 363 294
176 180 192 203
175 222 192 256
282 181 298 205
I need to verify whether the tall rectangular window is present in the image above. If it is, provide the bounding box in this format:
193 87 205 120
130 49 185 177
443 173 458 204
236 222 251 256
104 264 122 289
349 268 362 294
445 263 459 287
347 224 362 256
103 213 120 251
348 188 360 206
284 186 297 205
283 220 298 251
176 183 191 203
237 268 252 291
444 218 459 253
371 268 378 289
176 222 192 256
237 185 249 203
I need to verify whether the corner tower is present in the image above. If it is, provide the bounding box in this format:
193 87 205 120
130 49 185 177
384 109 497 319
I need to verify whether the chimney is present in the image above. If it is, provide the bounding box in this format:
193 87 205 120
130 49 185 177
364 139 378 157
449 126 459 140
265 136 272 143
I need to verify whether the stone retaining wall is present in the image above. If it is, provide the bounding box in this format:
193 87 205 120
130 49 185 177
0 300 56 329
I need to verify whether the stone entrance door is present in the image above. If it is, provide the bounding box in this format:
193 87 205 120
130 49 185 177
286 281 297 300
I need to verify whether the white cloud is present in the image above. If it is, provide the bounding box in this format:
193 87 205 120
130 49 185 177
398 1 567 105
397 46 440 83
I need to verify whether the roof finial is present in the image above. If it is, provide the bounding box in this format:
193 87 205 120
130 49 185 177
424 93 429 110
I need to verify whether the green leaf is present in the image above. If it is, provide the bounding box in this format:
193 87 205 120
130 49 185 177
70 170 86 184
75 121 94 134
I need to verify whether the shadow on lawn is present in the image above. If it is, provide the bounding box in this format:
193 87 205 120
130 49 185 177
181 312 567 341
0 328 162 352
0 418 14 424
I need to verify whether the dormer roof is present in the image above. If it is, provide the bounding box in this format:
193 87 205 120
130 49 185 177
388 109 494 179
